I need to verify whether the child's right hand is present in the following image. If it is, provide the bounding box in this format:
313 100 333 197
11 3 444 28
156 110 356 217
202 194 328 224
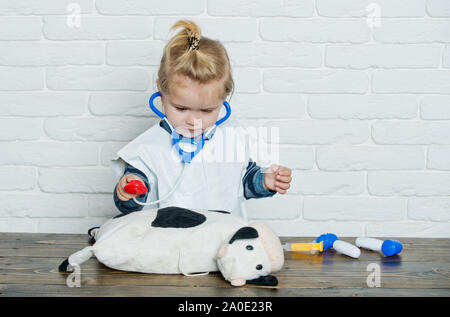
116 174 145 201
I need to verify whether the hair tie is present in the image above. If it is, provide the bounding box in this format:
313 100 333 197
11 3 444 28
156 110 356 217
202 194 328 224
188 35 200 50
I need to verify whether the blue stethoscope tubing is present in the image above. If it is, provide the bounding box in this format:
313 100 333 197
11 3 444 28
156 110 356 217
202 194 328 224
149 91 231 164
149 91 231 130
132 91 232 207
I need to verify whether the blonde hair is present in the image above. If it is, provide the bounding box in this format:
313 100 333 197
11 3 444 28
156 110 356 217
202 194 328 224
157 20 234 102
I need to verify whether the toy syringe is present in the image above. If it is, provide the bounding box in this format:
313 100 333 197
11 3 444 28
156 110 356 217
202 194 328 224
282 241 324 253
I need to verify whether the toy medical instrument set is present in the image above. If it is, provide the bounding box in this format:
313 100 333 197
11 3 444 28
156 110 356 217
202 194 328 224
283 233 360 258
124 91 232 207
355 237 403 257
284 233 403 259
316 233 361 258
282 242 324 252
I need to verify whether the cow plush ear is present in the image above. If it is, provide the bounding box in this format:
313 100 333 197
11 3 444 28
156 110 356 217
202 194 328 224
229 227 259 244
246 275 278 286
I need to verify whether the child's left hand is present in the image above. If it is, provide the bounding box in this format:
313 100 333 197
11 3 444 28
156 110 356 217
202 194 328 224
263 164 292 194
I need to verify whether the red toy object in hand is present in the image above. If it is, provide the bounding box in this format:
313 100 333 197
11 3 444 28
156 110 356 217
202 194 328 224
124 180 147 195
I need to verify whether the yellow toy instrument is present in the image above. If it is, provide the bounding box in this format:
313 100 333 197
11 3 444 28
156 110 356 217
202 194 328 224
282 241 324 252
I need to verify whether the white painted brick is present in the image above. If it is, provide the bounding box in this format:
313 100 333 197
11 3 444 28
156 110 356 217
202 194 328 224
372 70 450 94
368 171 450 196
0 3 447 237
0 42 104 66
444 45 450 68
373 19 450 43
0 0 93 15
44 117 158 141
37 218 109 234
421 96 450 120
427 0 450 17
0 142 98 167
408 197 450 221
0 93 86 117
317 146 424 170
88 194 118 218
317 0 427 17
0 67 43 91
0 193 88 218
262 120 368 144
89 93 155 116
372 121 450 145
0 17 41 40
303 197 406 221
268 220 365 237
231 94 306 119
106 41 164 66
264 70 369 93
101 142 127 167
290 171 365 195
96 0 204 15
233 68 261 93
326 44 440 69
154 18 257 42
428 145 450 170
246 195 301 220
0 167 36 190
366 222 450 238
46 67 150 91
0 118 42 141
0 218 36 233
260 18 371 43
227 43 322 67
43 16 152 40
208 0 314 17
308 95 417 119
38 168 116 193
277 146 314 170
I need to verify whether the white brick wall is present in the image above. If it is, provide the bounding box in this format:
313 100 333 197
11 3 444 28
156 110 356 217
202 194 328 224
0 0 449 237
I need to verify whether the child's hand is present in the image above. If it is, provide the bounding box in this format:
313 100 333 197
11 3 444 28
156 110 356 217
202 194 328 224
116 174 145 201
263 164 292 195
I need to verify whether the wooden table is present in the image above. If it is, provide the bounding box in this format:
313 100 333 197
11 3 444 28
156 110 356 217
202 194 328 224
0 233 449 297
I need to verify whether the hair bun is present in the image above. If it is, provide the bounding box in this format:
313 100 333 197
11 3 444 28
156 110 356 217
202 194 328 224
169 19 202 51
188 35 200 50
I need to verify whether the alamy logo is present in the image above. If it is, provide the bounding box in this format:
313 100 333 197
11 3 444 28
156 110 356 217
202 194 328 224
66 3 81 28
366 3 382 28
366 263 381 288
66 263 81 288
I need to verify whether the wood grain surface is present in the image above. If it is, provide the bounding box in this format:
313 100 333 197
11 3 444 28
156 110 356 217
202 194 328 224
0 233 449 297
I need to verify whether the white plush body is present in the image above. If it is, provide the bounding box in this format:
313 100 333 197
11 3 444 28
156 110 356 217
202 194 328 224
91 209 246 274
62 207 284 286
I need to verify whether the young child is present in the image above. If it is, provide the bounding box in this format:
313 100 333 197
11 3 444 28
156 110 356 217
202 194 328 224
111 20 292 218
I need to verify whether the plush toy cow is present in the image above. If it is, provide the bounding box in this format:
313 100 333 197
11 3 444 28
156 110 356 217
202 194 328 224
59 207 284 287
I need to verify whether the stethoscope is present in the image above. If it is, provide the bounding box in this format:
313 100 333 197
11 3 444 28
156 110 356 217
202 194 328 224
127 91 232 206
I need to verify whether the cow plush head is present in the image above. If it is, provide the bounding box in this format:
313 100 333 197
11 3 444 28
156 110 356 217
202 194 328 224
216 222 284 287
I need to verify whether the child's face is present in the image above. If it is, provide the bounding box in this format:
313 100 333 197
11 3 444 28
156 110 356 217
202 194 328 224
160 74 224 138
